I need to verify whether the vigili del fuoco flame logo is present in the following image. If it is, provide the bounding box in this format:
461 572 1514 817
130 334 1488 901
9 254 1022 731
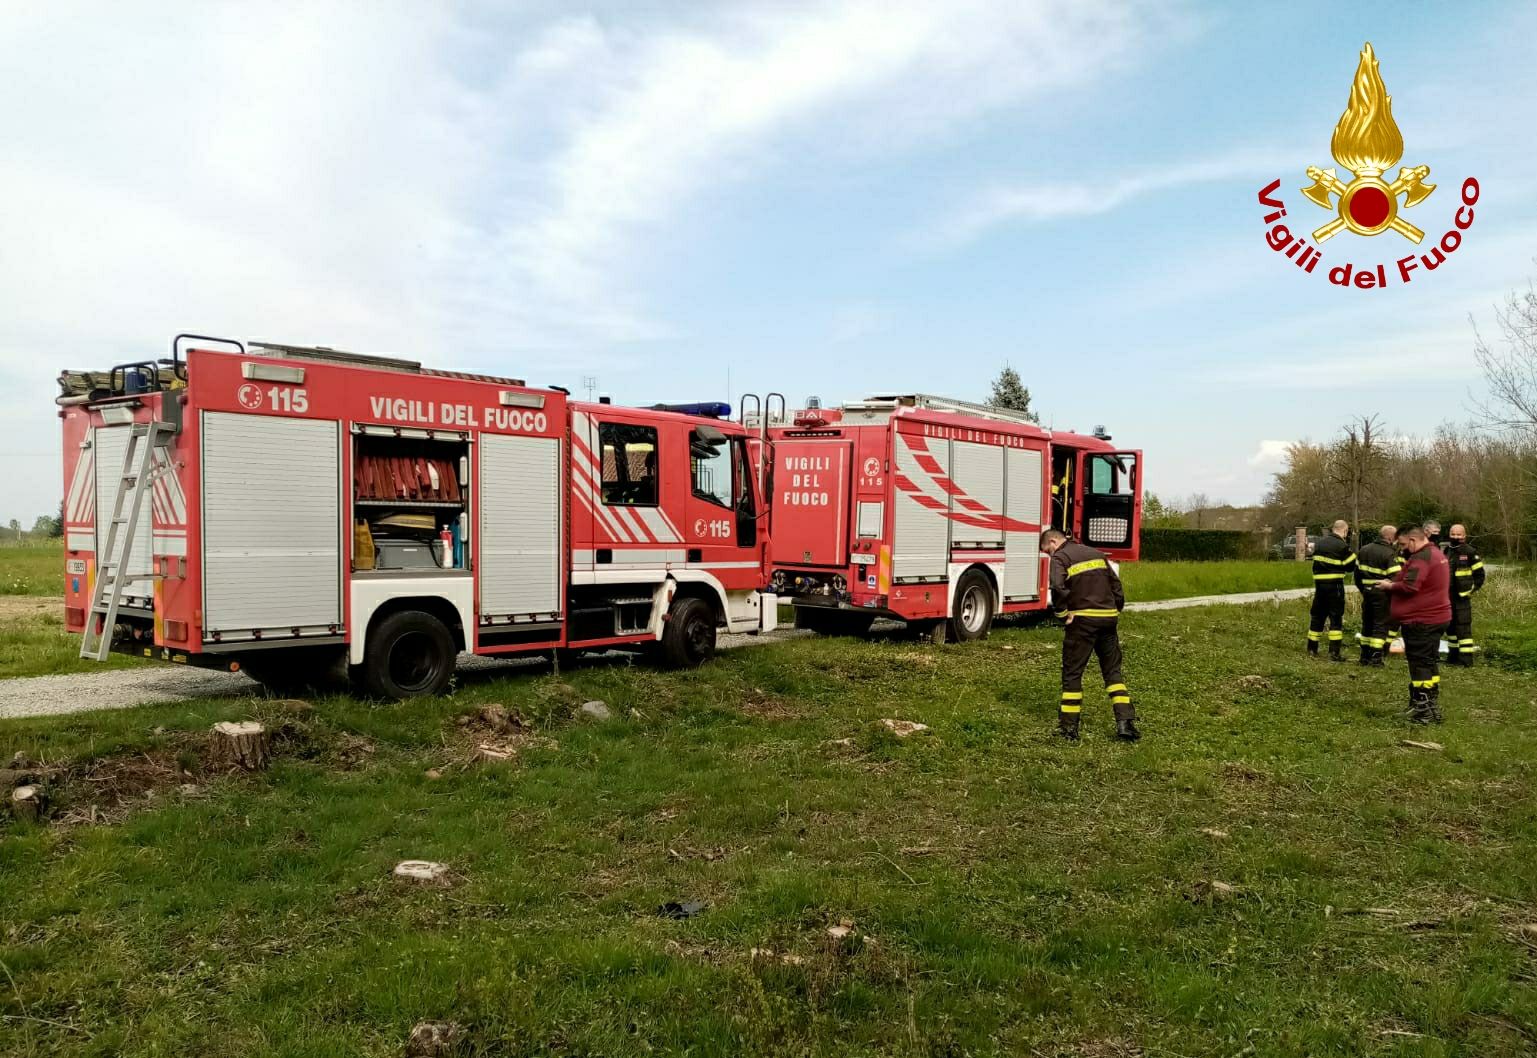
1256 43 1479 289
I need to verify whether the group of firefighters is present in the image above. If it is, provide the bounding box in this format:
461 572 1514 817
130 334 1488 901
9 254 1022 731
1038 518 1487 740
1306 518 1484 723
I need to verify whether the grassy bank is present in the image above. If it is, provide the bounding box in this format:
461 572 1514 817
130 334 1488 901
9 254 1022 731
1118 558 1314 600
2 572 1535 1056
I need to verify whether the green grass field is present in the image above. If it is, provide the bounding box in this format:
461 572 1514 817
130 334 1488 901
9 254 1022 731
0 543 65 597
2 570 1535 1056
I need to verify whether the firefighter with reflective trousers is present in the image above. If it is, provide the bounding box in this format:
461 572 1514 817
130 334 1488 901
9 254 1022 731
1374 525 1451 723
1444 523 1485 665
1041 529 1140 743
1354 524 1400 666
1308 519 1355 661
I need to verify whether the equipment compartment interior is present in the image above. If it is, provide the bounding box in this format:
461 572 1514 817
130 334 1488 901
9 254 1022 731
352 434 471 572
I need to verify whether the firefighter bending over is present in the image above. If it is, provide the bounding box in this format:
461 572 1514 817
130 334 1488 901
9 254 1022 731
1354 524 1400 666
1041 529 1140 743
1374 525 1451 724
1308 519 1355 661
1444 523 1485 666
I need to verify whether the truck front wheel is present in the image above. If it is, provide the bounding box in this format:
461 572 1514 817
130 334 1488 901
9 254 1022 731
661 596 717 667
359 610 456 699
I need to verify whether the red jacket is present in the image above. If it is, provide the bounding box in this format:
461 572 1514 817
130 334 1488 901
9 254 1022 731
1384 544 1452 625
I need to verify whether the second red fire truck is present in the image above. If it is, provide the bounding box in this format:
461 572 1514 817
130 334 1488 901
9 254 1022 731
767 393 1142 640
58 338 777 697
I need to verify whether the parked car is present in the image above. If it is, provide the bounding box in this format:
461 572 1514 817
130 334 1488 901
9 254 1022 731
1269 535 1321 561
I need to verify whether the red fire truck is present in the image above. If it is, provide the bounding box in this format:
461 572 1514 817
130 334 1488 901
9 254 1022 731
59 336 777 697
767 393 1141 640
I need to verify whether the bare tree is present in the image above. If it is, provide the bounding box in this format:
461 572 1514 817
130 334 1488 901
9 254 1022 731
1328 415 1388 548
1473 282 1537 435
1186 492 1211 529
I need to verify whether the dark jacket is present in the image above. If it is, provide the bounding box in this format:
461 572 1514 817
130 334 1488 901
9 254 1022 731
1312 532 1356 583
1049 539 1124 619
1354 539 1401 590
1384 545 1452 626
1445 541 1485 598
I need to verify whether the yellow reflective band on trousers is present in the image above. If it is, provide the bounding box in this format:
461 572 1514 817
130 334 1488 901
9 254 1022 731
1313 573 1346 580
1307 631 1321 641
1060 692 1083 701
1110 696 1131 705
1058 704 1082 714
1066 558 1109 578
1106 684 1127 694
1059 608 1119 619
1411 676 1442 688
1327 630 1343 640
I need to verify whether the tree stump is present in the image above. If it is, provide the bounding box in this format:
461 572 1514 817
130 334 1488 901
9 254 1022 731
210 721 270 771
11 784 45 823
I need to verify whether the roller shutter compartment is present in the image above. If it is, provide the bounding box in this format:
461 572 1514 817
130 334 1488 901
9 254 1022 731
201 412 341 637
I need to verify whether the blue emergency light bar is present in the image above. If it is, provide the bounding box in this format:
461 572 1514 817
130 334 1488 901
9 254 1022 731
649 401 731 418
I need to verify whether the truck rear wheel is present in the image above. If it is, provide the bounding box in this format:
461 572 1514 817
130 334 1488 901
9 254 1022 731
661 596 716 667
948 570 994 642
359 610 456 699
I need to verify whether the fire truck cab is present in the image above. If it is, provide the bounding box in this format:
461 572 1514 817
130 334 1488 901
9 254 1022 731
766 393 1140 640
58 337 777 698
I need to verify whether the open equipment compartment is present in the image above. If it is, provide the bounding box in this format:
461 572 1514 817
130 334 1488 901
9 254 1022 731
351 426 471 573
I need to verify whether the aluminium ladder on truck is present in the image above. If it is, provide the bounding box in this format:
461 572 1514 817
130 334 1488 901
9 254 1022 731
79 420 174 660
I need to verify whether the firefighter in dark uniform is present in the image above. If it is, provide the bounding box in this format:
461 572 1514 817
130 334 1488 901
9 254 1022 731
1354 524 1400 666
1040 529 1140 742
1444 523 1485 666
1308 519 1355 661
1375 525 1451 723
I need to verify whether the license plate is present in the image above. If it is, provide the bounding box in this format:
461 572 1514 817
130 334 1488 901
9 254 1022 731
66 559 87 574
850 553 875 565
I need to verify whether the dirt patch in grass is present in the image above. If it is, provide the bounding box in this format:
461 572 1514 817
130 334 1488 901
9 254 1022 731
0 596 56 621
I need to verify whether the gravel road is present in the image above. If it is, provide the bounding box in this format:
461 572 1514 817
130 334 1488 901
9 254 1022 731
0 590 1308 721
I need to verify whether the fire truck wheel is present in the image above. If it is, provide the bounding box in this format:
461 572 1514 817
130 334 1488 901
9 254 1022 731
361 610 457 699
948 570 994 643
661 596 717 668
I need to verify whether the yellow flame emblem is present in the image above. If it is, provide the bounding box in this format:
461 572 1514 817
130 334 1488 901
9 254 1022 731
1301 43 1435 242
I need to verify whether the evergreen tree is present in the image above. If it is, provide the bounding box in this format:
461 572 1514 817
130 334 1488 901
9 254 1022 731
986 366 1039 422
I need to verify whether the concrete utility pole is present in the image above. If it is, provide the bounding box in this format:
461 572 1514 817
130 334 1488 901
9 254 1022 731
1295 525 1308 561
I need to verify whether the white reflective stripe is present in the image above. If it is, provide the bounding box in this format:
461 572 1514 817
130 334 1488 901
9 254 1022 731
571 569 668 586
66 447 94 521
614 504 654 542
687 561 761 569
570 459 633 542
636 507 680 543
158 450 187 522
66 530 96 551
152 533 188 557
607 548 686 564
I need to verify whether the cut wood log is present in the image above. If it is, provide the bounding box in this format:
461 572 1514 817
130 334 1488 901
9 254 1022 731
394 860 451 887
11 784 45 823
210 721 270 771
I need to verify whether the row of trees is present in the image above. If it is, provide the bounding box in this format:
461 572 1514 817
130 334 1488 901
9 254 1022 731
1263 282 1537 556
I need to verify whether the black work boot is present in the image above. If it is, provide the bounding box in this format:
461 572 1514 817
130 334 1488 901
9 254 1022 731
1307 640 1320 657
1408 691 1434 725
1369 650 1386 669
1328 643 1344 663
1057 715 1080 741
1358 647 1372 666
1429 688 1444 724
1115 718 1141 741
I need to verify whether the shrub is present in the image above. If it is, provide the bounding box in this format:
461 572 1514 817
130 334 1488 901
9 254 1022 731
1139 528 1261 562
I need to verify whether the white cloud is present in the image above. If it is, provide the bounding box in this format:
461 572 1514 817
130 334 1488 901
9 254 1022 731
919 146 1297 249
1248 439 1290 467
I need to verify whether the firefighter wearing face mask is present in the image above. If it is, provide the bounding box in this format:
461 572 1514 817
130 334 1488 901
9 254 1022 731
1354 524 1400 666
1443 523 1485 666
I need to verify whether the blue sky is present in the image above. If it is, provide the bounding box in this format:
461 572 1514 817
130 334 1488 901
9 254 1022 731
3 0 1535 523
